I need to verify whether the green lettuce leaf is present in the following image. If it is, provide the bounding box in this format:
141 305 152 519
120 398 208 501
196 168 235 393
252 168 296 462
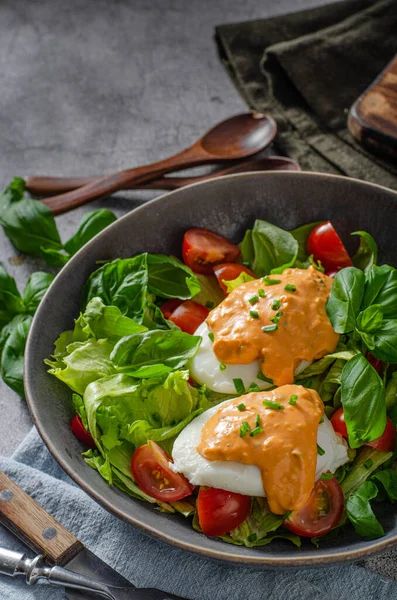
223 271 255 293
74 297 147 341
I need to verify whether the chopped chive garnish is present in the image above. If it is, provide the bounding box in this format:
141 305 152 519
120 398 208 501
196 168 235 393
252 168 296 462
205 301 215 309
317 444 325 456
249 295 259 305
263 399 284 411
250 426 263 437
240 421 251 438
320 472 334 481
364 458 374 469
208 332 214 342
233 378 245 395
255 414 261 427
248 382 261 393
250 309 259 319
258 288 266 298
219 362 227 371
270 311 283 325
289 395 298 406
262 324 278 332
271 299 281 310
262 277 281 286
319 416 324 424
237 403 246 411
283 510 292 520
284 284 296 292
257 371 273 384
247 533 257 543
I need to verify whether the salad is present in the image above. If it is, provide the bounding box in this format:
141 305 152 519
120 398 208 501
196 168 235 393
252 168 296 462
45 218 397 548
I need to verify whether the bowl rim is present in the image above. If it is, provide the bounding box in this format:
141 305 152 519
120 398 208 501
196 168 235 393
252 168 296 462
24 170 397 566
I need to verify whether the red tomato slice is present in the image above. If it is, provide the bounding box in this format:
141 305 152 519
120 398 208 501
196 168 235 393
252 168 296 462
197 487 251 537
131 441 193 502
307 222 353 272
330 407 348 438
331 407 396 452
284 477 344 538
366 351 383 374
70 414 96 449
168 300 209 335
182 228 240 274
367 417 396 452
160 298 183 319
213 263 256 293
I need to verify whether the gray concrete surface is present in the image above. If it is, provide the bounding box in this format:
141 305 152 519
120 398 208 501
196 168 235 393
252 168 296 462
1 0 395 579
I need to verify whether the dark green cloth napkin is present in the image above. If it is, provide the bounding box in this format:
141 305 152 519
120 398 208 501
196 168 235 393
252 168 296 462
216 0 397 189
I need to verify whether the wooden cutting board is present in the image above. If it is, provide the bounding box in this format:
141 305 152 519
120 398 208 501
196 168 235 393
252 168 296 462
348 54 397 159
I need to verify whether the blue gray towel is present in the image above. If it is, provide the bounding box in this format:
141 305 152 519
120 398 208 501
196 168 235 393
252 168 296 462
1 428 397 599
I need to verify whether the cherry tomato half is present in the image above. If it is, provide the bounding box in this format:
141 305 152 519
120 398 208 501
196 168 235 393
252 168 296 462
367 417 396 452
331 407 396 452
325 270 339 278
330 407 348 438
131 441 193 502
213 263 256 294
168 300 209 335
307 222 353 272
182 228 240 274
70 414 96 449
160 298 183 319
197 487 251 537
284 477 344 538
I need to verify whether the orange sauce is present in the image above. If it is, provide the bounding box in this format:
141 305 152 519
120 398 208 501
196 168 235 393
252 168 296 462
197 385 324 514
207 266 339 386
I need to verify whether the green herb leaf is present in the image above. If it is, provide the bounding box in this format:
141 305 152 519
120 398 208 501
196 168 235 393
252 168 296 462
346 481 384 538
242 219 298 277
341 354 386 448
356 304 383 334
111 330 201 372
362 265 397 319
290 221 322 262
284 284 296 293
263 399 284 411
233 378 245 395
22 272 54 315
370 320 397 363
64 209 117 255
371 469 397 502
1 314 33 397
262 324 278 333
326 267 365 333
0 264 25 328
351 231 378 273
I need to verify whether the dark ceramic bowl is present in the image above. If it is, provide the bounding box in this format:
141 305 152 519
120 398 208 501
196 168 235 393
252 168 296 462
25 172 397 567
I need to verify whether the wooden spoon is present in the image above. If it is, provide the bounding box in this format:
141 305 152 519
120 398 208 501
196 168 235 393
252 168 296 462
26 156 299 196
38 112 277 215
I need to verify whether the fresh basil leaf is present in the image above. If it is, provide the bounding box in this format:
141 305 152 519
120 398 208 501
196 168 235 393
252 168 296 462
224 271 255 293
356 304 383 334
22 272 54 315
386 372 397 410
372 469 397 502
39 247 70 267
351 231 378 273
64 209 117 255
360 331 376 351
363 265 397 319
346 480 384 538
111 330 201 372
75 297 147 341
295 347 356 379
191 274 224 308
370 320 397 363
290 221 322 262
239 229 255 269
326 267 365 333
246 219 298 276
1 314 32 397
0 178 63 260
341 354 386 448
146 254 200 299
0 264 25 328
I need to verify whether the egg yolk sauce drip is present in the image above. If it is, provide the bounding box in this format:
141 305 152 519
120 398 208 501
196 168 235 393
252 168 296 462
206 266 339 386
197 385 324 514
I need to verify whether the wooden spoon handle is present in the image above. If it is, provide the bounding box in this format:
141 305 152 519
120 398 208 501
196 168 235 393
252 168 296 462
0 470 83 565
40 144 213 215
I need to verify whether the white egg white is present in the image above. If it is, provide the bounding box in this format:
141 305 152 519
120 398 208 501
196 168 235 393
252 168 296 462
190 321 310 394
171 399 349 497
